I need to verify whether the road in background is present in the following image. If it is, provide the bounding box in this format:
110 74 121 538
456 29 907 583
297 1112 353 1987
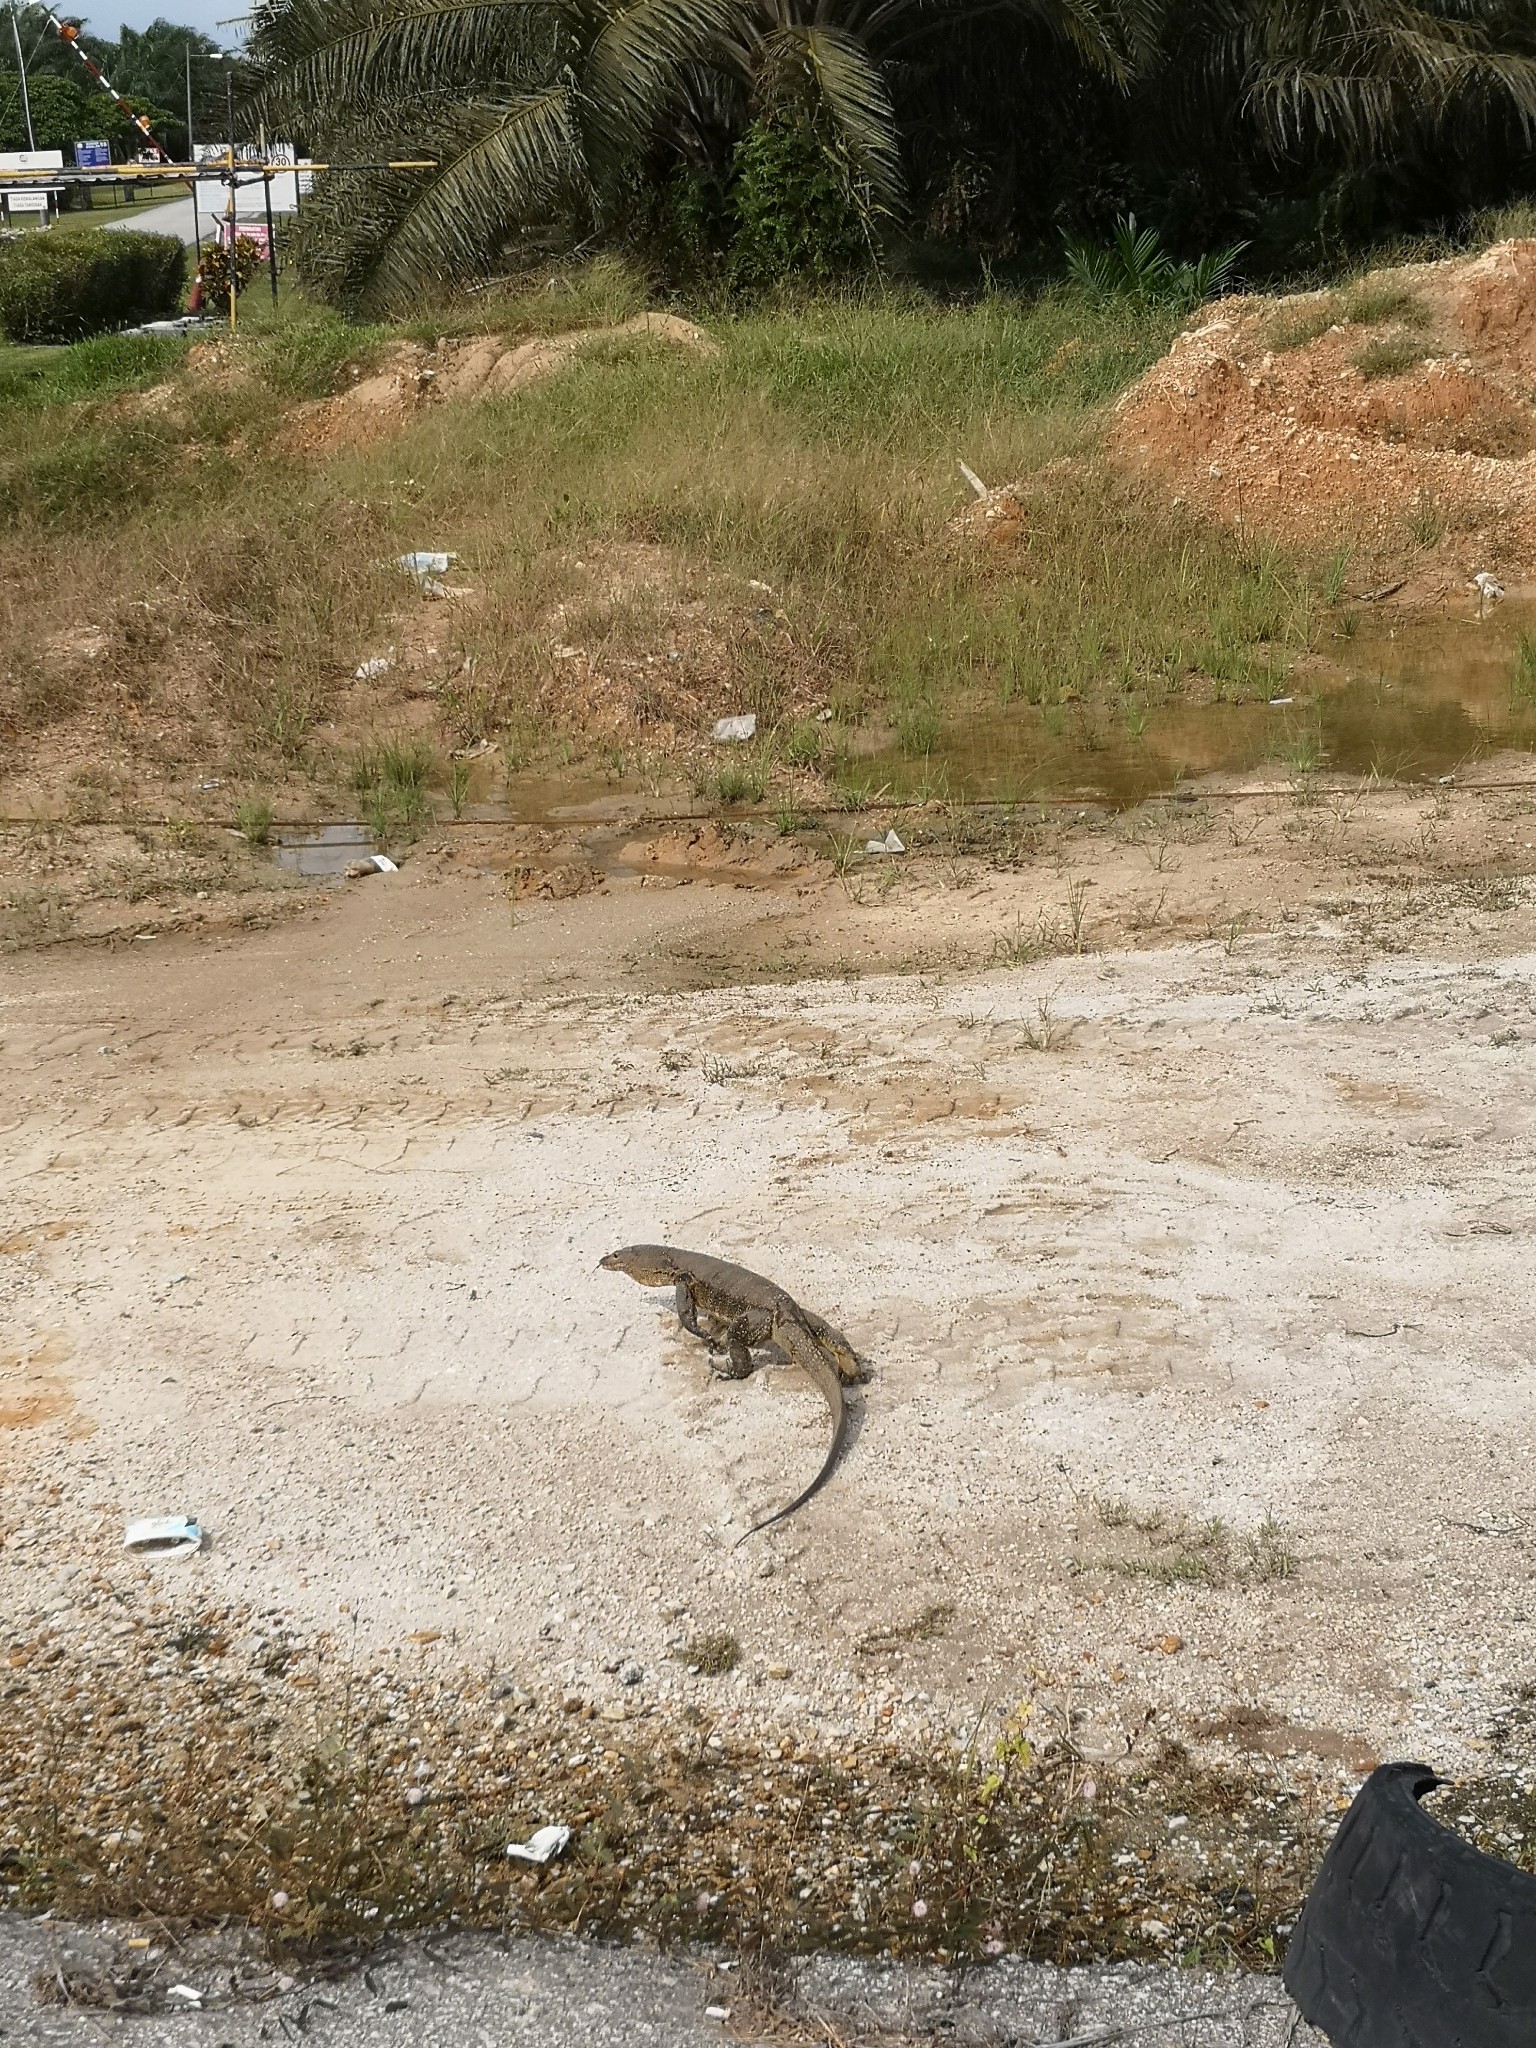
102 169 301 247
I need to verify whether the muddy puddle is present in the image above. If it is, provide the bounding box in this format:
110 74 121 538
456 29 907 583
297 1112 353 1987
272 823 374 877
869 604 1536 805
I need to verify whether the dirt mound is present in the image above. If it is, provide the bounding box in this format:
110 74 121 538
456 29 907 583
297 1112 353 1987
1112 238 1536 576
281 313 718 458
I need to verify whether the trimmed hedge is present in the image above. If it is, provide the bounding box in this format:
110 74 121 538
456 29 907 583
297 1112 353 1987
0 229 186 344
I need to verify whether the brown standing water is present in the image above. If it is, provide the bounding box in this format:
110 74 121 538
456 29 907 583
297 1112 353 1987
867 603 1536 806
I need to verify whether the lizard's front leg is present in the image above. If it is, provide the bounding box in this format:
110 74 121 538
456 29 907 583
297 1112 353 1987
675 1282 710 1339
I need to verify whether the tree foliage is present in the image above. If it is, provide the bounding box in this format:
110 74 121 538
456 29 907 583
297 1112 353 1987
0 67 179 157
252 0 1136 308
0 9 249 157
250 0 1536 306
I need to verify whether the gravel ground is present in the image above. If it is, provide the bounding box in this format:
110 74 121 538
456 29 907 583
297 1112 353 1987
0 1915 1323 2046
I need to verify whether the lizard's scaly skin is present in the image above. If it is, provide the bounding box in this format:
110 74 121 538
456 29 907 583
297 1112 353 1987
600 1244 862 1538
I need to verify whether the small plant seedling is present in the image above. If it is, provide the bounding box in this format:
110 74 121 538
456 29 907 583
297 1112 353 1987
1064 876 1091 952
1353 331 1429 381
448 758 472 817
829 833 862 879
676 1631 740 1675
785 721 824 768
1283 731 1322 775
992 909 1053 966
235 795 275 846
897 704 941 758
1019 997 1073 1052
1242 1514 1299 1583
712 760 767 805
1408 489 1445 549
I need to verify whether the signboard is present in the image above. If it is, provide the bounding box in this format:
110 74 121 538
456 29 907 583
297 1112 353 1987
74 140 110 168
223 218 269 258
0 148 65 172
5 190 51 213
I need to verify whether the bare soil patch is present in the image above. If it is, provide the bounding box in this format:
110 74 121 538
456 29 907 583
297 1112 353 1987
278 314 719 459
4 804 1536 1957
1112 237 1536 583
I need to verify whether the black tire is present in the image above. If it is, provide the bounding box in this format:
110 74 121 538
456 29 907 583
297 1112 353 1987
1284 1761 1536 2047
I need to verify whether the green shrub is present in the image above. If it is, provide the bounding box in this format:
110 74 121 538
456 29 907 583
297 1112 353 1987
0 229 185 344
728 117 871 292
1063 215 1247 309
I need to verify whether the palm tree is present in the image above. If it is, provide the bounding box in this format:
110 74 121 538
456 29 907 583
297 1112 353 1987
1163 0 1536 163
250 0 1143 307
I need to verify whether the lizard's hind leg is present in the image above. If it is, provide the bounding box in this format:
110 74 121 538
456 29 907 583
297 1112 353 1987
709 1320 757 1380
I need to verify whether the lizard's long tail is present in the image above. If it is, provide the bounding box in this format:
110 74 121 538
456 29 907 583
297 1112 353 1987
734 1326 848 1544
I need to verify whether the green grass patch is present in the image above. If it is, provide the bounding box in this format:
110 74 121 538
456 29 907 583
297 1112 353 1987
256 308 392 398
1340 282 1428 327
1267 281 1429 354
1353 330 1430 380
0 329 189 408
0 268 1343 803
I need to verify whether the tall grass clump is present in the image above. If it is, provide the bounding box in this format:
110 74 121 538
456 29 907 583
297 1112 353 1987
353 738 436 843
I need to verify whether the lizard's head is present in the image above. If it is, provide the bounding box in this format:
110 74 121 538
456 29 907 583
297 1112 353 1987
600 1244 681 1285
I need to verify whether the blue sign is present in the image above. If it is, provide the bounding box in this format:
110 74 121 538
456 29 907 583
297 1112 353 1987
73 140 110 168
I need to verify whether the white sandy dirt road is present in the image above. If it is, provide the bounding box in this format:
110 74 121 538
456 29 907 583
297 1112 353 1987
4 852 1536 1784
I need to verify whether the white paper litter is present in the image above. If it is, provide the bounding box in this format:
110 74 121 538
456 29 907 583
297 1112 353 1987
864 829 905 855
354 656 394 680
166 1986 203 2005
398 551 455 582
713 714 757 743
123 1515 202 1560
506 1824 571 1864
370 854 399 873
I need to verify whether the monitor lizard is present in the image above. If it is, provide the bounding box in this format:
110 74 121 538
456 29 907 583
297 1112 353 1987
600 1244 864 1539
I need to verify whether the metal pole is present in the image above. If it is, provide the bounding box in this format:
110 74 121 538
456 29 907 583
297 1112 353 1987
10 4 36 152
225 67 236 334
262 167 277 302
186 39 200 263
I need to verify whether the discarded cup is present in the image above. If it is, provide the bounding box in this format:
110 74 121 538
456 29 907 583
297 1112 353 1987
713 715 757 743
506 1824 571 1864
123 1516 203 1561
